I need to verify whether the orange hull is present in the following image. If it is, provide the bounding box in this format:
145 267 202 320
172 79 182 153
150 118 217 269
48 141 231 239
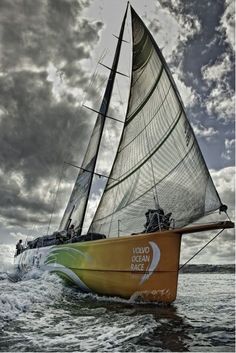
15 221 233 303
46 231 182 303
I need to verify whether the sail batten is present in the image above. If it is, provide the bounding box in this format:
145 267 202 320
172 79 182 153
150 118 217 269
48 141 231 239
89 7 222 236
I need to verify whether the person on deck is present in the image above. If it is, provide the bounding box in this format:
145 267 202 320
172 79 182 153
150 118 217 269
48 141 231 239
16 239 23 256
67 224 76 239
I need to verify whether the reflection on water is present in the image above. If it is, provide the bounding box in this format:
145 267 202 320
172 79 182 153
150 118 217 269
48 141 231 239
130 304 191 352
59 291 192 352
0 271 235 352
80 300 192 352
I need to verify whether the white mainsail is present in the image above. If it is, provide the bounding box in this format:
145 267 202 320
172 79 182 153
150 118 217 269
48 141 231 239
89 6 222 237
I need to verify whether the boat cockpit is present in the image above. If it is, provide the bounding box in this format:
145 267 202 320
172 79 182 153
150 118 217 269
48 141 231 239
15 208 173 256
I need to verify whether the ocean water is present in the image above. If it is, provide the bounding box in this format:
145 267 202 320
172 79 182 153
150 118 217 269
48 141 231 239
0 269 234 352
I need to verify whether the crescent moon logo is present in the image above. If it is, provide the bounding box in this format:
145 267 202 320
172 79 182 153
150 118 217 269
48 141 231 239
140 241 161 285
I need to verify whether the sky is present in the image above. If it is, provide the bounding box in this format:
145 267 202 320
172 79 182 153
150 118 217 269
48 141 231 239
0 0 235 267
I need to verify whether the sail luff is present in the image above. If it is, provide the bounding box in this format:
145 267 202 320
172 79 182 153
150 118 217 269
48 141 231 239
77 3 129 234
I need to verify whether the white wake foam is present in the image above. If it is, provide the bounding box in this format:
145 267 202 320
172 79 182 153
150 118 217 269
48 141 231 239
0 270 64 328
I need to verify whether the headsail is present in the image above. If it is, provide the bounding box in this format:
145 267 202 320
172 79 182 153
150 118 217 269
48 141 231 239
89 6 222 236
59 122 102 233
59 3 129 234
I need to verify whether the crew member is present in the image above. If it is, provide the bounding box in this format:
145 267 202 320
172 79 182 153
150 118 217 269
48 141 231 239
16 239 23 256
67 224 75 239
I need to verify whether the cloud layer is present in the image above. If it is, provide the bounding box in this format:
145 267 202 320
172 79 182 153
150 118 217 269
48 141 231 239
0 0 104 231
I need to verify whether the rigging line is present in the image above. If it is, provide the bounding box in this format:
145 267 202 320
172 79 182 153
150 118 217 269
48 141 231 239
93 74 108 92
113 34 129 43
91 3 132 236
92 142 195 223
116 79 126 117
46 162 65 236
81 2 130 235
105 109 183 192
92 76 110 107
40 69 98 180
105 77 129 237
64 161 118 181
225 211 232 222
142 103 159 207
178 228 225 271
107 144 123 238
37 52 105 237
84 64 99 99
99 62 130 78
93 212 145 227
82 105 124 123
125 66 164 126
126 14 132 89
83 49 107 105
119 84 172 152
57 60 101 230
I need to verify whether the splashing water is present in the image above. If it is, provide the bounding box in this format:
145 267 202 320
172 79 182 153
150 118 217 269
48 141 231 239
0 270 64 327
0 270 234 352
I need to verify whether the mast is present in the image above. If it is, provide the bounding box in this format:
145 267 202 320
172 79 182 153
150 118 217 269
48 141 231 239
79 2 129 234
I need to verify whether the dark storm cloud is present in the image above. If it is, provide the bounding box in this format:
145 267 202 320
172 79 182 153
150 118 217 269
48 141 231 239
0 0 104 229
0 70 90 185
0 207 47 227
0 0 103 69
0 69 93 227
151 0 235 171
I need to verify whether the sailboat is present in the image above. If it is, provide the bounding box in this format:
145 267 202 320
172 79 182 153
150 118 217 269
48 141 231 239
14 3 234 303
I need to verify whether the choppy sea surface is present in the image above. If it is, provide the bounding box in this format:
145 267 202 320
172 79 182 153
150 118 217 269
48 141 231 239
0 268 234 352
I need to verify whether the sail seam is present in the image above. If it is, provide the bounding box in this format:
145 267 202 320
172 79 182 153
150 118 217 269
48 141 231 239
106 109 182 191
135 7 222 205
132 36 154 74
125 65 164 126
119 84 172 152
93 140 194 224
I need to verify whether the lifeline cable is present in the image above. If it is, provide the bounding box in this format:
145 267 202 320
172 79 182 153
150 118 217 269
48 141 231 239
178 228 225 271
